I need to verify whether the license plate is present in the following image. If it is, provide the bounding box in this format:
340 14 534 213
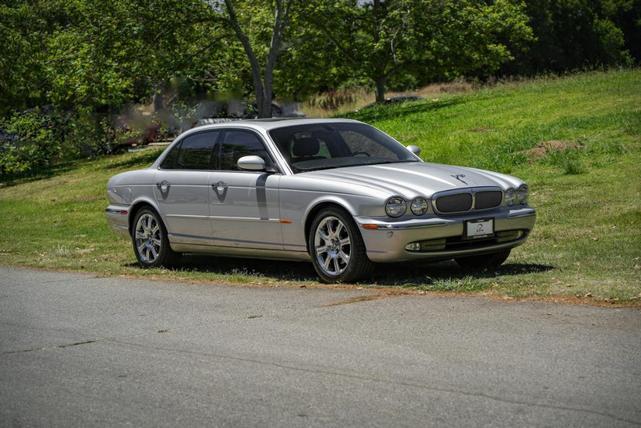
465 219 494 239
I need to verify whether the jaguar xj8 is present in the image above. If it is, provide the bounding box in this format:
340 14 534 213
106 118 536 282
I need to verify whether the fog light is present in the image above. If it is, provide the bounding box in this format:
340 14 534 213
405 242 421 252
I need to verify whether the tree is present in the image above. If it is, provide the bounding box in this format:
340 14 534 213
307 0 533 102
208 0 294 118
44 0 221 111
503 0 635 75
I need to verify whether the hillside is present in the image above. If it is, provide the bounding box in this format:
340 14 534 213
1 70 640 303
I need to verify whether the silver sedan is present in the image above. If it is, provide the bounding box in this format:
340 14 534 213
106 118 536 282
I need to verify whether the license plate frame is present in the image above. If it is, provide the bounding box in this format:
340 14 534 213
465 218 495 239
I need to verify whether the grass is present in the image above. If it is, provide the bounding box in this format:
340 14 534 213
1 69 640 304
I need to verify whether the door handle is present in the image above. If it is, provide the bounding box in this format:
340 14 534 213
212 181 228 192
212 181 228 202
156 180 170 193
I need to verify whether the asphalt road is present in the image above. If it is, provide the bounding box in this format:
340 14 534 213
1 267 640 427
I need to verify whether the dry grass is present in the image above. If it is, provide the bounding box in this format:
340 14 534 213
300 80 475 118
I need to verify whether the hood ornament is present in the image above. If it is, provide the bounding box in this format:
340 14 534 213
451 174 468 185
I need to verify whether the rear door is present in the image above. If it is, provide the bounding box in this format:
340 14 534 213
154 130 220 243
209 128 282 250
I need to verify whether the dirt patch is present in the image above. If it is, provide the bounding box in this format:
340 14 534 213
414 81 475 96
321 294 388 307
523 140 583 162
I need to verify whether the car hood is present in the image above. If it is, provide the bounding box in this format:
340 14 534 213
301 161 523 198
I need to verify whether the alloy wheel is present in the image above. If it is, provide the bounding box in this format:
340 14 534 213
314 216 351 276
134 213 162 264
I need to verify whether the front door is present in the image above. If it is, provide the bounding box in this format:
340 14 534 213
209 129 282 250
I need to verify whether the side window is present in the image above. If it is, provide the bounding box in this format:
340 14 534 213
173 131 219 170
219 130 273 171
160 142 181 169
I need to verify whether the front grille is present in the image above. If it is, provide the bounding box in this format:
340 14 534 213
474 191 502 210
434 193 473 213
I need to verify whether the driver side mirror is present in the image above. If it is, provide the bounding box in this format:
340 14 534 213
237 155 266 171
406 145 421 156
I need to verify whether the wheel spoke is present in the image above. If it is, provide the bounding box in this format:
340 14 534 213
316 245 328 254
152 238 161 246
339 251 350 264
332 257 340 273
149 245 158 260
327 220 336 237
339 238 350 247
335 222 344 237
323 255 332 270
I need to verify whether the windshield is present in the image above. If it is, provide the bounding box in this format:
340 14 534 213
268 122 418 173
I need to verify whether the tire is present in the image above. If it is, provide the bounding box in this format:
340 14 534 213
307 207 374 283
455 249 511 271
131 207 181 268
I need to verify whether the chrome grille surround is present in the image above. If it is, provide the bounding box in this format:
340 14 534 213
432 187 504 214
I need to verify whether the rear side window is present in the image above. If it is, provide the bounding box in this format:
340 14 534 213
219 129 273 171
161 131 219 170
160 142 181 169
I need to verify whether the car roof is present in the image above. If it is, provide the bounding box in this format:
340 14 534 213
185 118 363 134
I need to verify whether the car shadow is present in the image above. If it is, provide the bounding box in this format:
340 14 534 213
0 163 75 188
132 255 554 287
344 98 463 123
103 149 163 170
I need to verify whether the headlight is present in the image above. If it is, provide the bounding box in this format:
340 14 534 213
516 184 528 204
504 188 516 206
385 197 407 217
410 197 429 215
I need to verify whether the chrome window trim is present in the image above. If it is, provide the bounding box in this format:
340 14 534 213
154 126 289 175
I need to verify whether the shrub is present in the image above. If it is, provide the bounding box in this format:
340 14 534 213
0 108 117 181
0 108 63 179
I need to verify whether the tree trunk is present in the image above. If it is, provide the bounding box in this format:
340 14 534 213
259 84 272 118
372 0 386 104
375 76 386 103
218 0 292 119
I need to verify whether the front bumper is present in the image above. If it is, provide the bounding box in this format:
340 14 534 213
355 207 536 263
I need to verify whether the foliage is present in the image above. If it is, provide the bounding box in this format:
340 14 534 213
295 0 534 102
0 108 63 178
1 0 640 177
503 0 636 74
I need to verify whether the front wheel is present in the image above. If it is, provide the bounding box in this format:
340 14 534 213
308 207 374 283
455 249 511 271
132 208 180 268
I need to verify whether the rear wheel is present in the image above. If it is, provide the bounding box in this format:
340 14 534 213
455 249 511 271
308 207 374 283
132 208 180 268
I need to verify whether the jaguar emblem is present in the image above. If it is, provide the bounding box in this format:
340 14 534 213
451 174 468 184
